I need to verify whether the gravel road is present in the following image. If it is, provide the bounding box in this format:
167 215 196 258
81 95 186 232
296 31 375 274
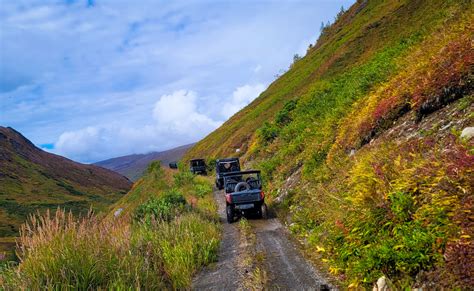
193 189 332 290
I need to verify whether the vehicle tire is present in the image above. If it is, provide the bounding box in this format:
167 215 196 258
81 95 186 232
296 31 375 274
226 205 235 223
234 182 250 192
260 203 268 219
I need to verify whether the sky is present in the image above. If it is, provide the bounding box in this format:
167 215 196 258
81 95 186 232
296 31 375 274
0 0 354 163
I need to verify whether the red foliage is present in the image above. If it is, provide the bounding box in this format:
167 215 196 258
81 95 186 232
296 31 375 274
335 219 349 235
412 35 473 108
442 140 474 177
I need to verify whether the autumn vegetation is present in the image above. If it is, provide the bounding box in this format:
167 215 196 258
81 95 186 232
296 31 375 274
0 163 220 289
185 0 473 287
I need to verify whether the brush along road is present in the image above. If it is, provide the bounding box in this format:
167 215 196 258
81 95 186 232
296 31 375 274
192 188 332 290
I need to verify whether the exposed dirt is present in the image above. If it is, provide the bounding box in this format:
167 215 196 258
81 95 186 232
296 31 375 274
193 190 332 290
250 218 331 290
192 190 240 291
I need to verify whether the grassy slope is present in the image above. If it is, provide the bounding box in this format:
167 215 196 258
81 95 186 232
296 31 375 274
187 0 465 159
0 127 131 259
185 0 473 287
1 163 220 289
0 154 128 237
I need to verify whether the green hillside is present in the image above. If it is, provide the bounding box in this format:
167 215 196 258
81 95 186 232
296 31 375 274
1 162 220 289
185 0 473 287
0 127 131 256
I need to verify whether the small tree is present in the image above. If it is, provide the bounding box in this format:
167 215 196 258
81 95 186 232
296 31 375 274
320 21 326 32
293 54 302 63
337 6 345 19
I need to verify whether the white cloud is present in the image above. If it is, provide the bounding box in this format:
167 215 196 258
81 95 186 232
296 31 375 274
53 89 223 162
222 84 265 118
1 0 356 162
54 126 103 162
153 89 221 134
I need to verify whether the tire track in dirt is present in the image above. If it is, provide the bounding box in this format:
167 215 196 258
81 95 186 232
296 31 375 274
250 218 331 290
192 190 240 290
193 189 332 290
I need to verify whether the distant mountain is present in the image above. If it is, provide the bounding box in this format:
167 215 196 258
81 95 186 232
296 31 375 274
0 126 132 238
95 143 194 181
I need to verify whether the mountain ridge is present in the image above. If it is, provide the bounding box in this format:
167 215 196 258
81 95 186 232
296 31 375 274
0 126 132 240
95 143 194 181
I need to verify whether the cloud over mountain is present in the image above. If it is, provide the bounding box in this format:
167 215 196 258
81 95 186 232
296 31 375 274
0 0 354 162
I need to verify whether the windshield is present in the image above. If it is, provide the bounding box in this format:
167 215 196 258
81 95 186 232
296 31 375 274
191 160 205 167
218 161 239 172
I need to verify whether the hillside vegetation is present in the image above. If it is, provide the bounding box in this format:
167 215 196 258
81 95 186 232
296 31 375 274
185 0 473 287
1 163 220 289
0 127 131 258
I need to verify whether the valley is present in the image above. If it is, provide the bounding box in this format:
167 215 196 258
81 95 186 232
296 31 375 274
0 0 472 289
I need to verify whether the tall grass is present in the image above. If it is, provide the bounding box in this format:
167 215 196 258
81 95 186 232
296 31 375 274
1 167 220 289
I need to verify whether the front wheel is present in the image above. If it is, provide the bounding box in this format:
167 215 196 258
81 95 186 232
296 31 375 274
226 205 235 223
260 203 268 219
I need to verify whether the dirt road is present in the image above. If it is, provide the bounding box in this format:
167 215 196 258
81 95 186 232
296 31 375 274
193 190 332 290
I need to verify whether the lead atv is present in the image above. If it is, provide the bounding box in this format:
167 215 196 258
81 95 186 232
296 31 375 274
223 170 268 223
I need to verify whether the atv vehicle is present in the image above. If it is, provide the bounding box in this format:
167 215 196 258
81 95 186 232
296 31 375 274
190 159 207 175
223 170 267 223
169 162 178 169
215 157 240 190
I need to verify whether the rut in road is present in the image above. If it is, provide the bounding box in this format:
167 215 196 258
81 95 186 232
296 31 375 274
193 189 332 290
192 190 240 290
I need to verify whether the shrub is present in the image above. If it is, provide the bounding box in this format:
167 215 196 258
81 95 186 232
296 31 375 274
257 122 279 145
194 183 212 198
133 189 186 223
173 170 195 187
146 160 164 179
275 100 298 126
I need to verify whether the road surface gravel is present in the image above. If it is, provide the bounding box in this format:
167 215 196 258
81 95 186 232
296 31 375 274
193 189 332 290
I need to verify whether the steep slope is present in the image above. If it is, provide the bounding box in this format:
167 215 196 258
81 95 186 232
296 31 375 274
95 143 193 181
185 0 473 288
0 126 131 238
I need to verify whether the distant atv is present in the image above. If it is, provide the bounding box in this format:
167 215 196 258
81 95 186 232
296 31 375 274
223 170 267 223
169 162 178 169
190 159 207 175
215 158 240 190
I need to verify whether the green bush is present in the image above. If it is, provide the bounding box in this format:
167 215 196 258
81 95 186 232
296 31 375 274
146 160 164 179
194 183 212 198
173 170 195 187
275 100 298 126
257 122 279 144
134 189 186 223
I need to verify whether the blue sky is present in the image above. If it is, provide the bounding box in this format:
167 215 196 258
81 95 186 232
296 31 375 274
0 0 354 163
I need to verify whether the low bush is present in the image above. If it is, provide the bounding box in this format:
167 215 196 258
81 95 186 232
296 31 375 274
133 189 186 223
275 100 298 126
173 170 195 187
257 122 279 145
194 183 212 198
